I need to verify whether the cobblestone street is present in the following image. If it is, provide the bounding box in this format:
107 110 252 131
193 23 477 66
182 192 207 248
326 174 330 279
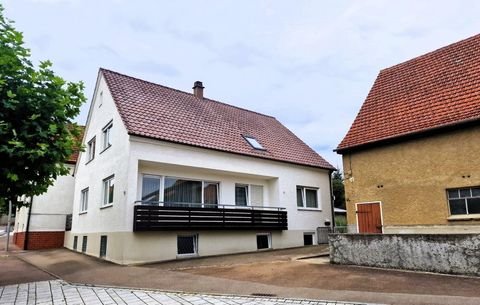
0 281 380 305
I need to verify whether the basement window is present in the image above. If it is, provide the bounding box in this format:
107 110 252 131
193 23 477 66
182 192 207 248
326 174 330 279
73 236 78 250
82 236 88 253
447 187 480 215
303 233 314 246
99 235 107 258
177 235 198 256
243 135 265 150
256 233 271 250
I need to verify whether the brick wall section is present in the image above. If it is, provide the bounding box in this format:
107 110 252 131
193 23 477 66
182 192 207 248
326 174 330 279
12 231 65 250
13 232 25 249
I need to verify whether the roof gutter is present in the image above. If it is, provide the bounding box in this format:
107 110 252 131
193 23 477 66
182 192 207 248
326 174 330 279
335 117 480 154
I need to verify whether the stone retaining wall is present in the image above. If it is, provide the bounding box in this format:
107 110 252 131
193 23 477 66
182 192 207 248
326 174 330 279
329 233 480 276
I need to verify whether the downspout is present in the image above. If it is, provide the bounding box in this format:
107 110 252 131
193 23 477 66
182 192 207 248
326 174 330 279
24 196 33 250
328 169 335 233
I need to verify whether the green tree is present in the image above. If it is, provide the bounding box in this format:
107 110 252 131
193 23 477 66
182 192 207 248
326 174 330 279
332 170 346 210
0 4 85 206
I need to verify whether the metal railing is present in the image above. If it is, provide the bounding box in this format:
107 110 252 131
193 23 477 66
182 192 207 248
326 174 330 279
333 226 348 233
133 201 288 231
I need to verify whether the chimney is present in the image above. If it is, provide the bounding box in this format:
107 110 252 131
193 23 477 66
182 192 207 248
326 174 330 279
193 81 204 98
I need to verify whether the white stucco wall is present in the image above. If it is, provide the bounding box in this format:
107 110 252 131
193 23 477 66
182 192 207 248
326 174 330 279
71 75 131 235
14 164 75 233
127 137 332 232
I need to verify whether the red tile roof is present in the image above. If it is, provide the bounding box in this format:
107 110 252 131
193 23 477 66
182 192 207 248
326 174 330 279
100 69 334 170
337 34 480 153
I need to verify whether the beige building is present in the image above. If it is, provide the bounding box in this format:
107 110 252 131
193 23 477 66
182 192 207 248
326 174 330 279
336 34 480 234
67 69 335 264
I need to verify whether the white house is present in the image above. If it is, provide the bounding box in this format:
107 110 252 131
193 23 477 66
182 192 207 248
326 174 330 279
66 68 335 265
13 157 78 250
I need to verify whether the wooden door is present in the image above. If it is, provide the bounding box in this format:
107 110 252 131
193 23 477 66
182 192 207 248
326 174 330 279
356 202 382 233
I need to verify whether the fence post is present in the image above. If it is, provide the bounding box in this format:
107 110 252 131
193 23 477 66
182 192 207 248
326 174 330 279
5 200 12 252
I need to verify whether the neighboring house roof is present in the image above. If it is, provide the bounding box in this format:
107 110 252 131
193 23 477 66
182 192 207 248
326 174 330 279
337 34 480 153
66 125 85 165
100 69 334 170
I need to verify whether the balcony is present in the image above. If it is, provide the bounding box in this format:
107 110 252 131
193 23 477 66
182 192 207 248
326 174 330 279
133 201 288 231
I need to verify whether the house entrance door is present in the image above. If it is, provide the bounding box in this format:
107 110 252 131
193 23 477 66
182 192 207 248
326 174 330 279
356 202 382 233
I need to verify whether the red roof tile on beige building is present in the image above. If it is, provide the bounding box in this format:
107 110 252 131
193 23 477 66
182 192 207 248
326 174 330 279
337 34 480 152
100 69 334 170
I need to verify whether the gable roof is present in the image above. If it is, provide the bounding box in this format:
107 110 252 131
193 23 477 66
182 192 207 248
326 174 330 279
337 34 480 153
100 68 334 170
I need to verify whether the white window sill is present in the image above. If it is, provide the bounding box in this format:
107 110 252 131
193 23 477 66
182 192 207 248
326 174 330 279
176 253 198 259
447 214 480 221
79 211 87 215
100 204 113 209
297 208 323 212
99 144 112 155
257 248 272 251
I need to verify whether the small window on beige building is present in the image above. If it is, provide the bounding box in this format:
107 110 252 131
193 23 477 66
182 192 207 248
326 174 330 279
448 187 480 215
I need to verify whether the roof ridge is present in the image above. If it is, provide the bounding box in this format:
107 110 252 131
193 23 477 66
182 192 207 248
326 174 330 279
99 68 276 119
380 33 480 73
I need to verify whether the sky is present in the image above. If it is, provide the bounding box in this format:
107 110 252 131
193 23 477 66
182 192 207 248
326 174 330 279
3 0 480 168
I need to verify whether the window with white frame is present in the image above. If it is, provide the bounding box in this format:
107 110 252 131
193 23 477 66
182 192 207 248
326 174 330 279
141 175 219 207
447 187 480 215
235 184 263 206
80 188 89 212
101 121 113 150
303 232 315 245
86 137 95 162
243 135 265 150
102 175 115 206
142 175 161 203
235 184 248 206
296 186 319 208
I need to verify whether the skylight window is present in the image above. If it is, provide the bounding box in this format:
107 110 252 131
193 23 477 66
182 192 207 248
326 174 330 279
244 136 265 150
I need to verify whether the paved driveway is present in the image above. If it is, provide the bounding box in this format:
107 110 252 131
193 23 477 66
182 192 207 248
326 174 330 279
0 280 379 305
4 246 480 305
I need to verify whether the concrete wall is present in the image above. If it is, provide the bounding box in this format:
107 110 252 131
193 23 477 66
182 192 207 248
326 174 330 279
329 233 480 276
66 229 313 265
342 126 480 233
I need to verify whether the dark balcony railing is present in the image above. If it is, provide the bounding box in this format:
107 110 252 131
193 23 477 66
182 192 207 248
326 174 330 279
133 201 288 231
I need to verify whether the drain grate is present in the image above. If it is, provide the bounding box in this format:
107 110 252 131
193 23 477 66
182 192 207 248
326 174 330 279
251 293 277 297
